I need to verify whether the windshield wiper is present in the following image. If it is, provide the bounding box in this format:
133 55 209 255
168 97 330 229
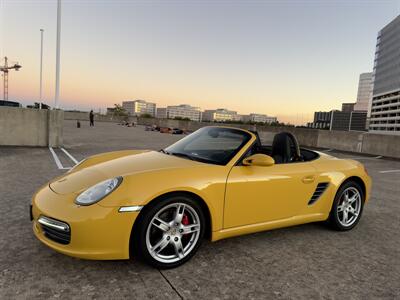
159 149 170 155
160 149 195 161
169 152 221 164
162 150 221 165
169 152 195 161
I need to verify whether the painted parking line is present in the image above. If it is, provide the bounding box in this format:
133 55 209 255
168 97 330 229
49 147 79 170
61 148 79 165
379 169 400 174
49 147 70 170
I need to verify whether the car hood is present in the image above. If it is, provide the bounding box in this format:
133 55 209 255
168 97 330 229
49 150 201 195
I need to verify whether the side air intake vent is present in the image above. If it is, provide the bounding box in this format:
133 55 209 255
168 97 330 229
308 182 329 205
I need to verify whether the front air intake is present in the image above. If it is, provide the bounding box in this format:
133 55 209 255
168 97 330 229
38 216 71 245
308 182 329 205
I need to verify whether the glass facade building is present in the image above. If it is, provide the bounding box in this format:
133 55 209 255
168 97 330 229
354 72 373 112
369 15 400 134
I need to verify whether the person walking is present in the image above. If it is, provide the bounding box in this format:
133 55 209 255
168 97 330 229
89 110 94 127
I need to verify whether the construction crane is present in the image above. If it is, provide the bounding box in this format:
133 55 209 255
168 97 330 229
0 56 22 101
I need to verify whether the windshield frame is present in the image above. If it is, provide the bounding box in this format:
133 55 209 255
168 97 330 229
162 126 255 166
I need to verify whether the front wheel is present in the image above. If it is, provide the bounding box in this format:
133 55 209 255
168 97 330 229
133 195 205 268
328 181 364 231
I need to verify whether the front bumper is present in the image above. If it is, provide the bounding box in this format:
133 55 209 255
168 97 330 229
31 185 139 260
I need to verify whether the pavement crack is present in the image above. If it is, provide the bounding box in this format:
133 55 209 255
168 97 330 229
159 269 184 300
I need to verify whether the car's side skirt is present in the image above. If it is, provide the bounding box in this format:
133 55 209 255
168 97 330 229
211 213 328 242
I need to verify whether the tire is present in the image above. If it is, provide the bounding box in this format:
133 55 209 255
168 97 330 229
132 194 205 269
327 180 364 231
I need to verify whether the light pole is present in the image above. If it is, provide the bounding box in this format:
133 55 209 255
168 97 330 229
54 0 61 109
39 29 44 109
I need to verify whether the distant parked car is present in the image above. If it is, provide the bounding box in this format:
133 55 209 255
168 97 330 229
145 125 160 131
172 128 184 134
160 127 172 133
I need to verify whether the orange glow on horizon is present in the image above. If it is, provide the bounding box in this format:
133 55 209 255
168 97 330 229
3 1 395 125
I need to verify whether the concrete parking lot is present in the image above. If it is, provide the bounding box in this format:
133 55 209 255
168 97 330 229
1 120 399 299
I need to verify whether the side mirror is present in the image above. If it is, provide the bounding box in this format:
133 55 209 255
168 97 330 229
242 154 275 167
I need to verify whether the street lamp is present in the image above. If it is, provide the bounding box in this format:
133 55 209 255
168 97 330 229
39 29 44 109
54 0 61 109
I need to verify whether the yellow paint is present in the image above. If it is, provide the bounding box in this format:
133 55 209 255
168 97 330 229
242 153 275 166
32 127 371 259
224 161 318 228
32 185 136 259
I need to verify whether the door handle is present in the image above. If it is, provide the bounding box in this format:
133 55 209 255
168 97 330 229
302 175 315 184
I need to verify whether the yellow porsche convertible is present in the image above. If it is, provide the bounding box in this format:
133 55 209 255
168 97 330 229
31 127 371 268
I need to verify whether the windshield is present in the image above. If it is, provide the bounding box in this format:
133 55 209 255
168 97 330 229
163 127 252 165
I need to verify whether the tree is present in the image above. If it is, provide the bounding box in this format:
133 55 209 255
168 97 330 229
173 116 191 121
27 102 50 109
140 113 153 118
112 104 128 116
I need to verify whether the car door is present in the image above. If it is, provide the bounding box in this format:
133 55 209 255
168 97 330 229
224 162 317 229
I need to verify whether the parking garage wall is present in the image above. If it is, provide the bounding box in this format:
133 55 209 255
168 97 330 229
64 111 136 123
0 107 63 147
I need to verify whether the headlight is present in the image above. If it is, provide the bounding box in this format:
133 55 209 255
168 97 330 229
75 177 123 206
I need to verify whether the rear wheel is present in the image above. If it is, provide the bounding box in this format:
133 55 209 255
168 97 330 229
328 181 364 231
133 195 205 268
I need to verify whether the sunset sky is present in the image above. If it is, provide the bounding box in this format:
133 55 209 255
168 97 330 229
1 0 399 124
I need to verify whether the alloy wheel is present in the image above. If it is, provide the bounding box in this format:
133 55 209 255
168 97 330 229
145 202 201 264
336 186 362 227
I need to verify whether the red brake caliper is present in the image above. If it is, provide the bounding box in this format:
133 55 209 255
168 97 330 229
181 214 190 235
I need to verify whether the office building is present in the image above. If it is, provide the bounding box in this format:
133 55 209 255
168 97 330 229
307 111 334 129
330 111 368 131
354 72 373 112
369 15 400 134
156 107 167 119
330 111 351 131
341 103 355 113
202 108 239 122
122 100 156 117
166 104 202 121
330 101 368 131
307 108 367 131
349 111 369 131
314 111 333 123
242 113 277 124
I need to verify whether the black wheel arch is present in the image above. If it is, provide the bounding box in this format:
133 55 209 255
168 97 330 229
338 176 366 198
327 175 366 230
